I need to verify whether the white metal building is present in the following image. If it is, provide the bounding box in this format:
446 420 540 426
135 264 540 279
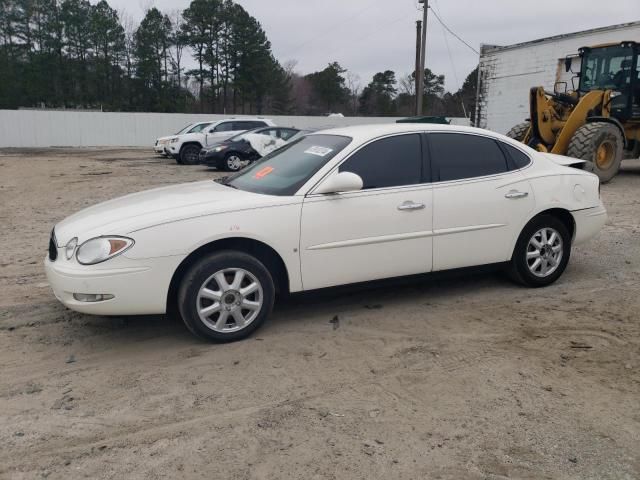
475 21 640 134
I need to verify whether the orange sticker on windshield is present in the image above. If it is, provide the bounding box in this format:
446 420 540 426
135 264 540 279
255 166 274 179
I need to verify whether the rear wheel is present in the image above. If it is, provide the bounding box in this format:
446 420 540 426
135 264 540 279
178 251 275 342
567 122 623 183
506 122 531 142
179 144 201 165
508 215 571 288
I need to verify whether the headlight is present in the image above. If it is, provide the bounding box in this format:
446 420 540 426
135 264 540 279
65 237 78 260
170 138 179 143
214 146 228 152
76 236 134 265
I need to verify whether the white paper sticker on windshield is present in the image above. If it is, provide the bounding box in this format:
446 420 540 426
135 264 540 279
304 146 333 157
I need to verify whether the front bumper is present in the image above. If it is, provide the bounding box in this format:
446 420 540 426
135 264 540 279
44 255 182 316
199 150 224 166
167 144 179 155
154 144 166 154
572 204 607 246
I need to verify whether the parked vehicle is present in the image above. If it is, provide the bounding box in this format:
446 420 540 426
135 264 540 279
45 124 606 343
506 41 640 183
165 118 275 165
199 127 299 171
154 122 213 156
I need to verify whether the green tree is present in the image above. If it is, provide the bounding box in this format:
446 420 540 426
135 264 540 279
306 62 348 113
90 1 125 108
182 0 222 110
134 7 172 111
359 70 397 115
61 0 93 105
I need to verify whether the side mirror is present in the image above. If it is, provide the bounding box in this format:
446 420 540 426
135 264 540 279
554 81 568 95
314 171 363 195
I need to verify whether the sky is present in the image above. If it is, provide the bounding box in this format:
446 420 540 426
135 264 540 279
109 0 638 93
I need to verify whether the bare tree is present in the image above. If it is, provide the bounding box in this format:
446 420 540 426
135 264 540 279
345 71 361 115
119 10 136 80
168 9 185 89
399 73 415 96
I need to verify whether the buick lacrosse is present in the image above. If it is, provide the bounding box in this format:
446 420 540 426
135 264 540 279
45 124 607 342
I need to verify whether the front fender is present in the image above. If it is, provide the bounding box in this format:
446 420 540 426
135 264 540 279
123 203 304 292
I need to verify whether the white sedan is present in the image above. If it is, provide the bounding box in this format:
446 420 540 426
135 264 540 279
45 124 607 342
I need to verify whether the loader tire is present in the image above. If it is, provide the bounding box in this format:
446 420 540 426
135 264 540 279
567 122 623 183
506 122 531 142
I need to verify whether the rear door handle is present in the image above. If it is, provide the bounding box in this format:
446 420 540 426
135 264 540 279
505 190 529 199
398 201 426 211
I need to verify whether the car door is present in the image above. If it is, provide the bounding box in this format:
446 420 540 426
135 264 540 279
299 133 433 291
428 132 535 271
205 121 235 146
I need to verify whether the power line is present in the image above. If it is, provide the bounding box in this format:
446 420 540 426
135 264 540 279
323 10 419 61
429 6 479 55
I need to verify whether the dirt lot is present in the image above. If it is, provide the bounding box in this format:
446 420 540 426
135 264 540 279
0 148 639 480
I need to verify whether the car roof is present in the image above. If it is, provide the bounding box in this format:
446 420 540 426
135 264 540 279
309 123 503 143
213 118 273 124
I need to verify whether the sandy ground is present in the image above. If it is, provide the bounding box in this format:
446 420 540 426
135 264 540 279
0 148 639 480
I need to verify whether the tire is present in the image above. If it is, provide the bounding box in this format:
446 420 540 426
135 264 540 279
508 215 571 288
221 152 245 172
567 122 623 183
177 251 275 342
506 122 531 142
179 144 202 165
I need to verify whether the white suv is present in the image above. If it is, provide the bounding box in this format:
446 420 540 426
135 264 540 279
165 118 276 164
154 122 214 156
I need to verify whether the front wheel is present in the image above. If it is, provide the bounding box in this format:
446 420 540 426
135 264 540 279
508 215 571 288
177 251 275 342
222 153 246 172
179 144 202 165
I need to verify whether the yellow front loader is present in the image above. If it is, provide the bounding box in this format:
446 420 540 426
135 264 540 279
507 41 640 182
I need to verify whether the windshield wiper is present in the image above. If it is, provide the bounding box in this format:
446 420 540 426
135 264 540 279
214 176 238 189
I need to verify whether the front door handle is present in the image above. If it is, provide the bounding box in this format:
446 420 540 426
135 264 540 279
505 190 529 199
398 201 426 211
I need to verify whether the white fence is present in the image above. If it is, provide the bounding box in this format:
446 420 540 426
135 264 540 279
0 110 470 148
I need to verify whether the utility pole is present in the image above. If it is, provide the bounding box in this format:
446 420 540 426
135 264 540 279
416 0 429 116
414 20 422 116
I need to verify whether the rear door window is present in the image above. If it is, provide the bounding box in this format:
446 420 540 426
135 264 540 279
234 121 266 130
214 122 234 132
501 143 532 169
428 133 509 182
339 134 422 189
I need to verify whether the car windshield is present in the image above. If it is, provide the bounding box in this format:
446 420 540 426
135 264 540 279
580 45 634 92
175 124 193 135
226 134 352 196
187 123 211 133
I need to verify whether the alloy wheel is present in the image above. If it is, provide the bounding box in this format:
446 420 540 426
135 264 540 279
196 268 263 333
526 227 563 278
226 155 243 171
183 147 199 164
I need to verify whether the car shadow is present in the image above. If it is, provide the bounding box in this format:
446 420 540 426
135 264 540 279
62 265 517 347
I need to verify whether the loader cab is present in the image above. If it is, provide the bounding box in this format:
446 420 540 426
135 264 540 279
576 42 640 120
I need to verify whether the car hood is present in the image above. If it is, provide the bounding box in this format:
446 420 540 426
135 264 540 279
156 135 175 142
54 181 288 245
